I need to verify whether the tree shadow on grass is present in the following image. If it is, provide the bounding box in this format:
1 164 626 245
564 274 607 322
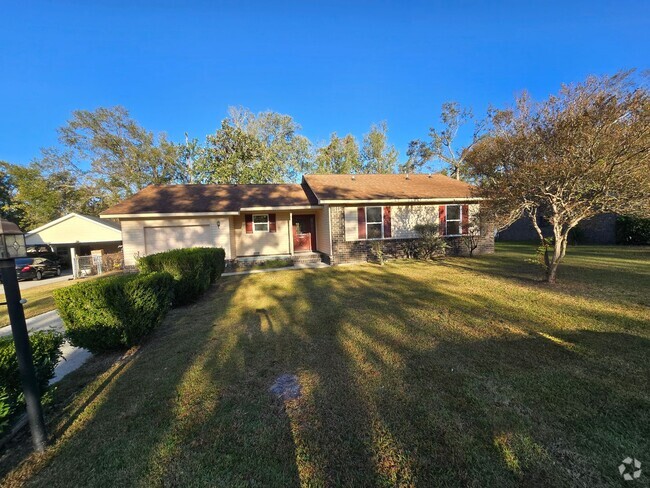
253 266 650 486
1 277 301 487
4 263 649 487
442 243 650 308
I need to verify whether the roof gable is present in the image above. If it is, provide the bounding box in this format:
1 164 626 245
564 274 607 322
25 213 122 245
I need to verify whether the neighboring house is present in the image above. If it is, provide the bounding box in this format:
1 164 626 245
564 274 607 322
498 213 617 244
100 174 494 266
24 213 123 275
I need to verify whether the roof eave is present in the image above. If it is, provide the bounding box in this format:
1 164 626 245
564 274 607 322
318 197 483 204
239 205 323 212
100 211 240 219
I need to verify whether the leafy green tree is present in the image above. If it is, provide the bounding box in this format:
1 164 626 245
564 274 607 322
314 133 362 174
360 122 398 173
0 161 24 225
192 107 313 184
231 107 313 181
195 120 271 184
3 160 97 230
57 106 181 204
175 134 205 184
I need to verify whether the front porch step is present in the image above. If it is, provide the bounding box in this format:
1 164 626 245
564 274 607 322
291 252 324 265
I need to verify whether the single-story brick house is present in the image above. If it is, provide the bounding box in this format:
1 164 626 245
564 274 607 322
100 173 494 266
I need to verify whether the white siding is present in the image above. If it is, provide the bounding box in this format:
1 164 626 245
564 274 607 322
120 217 231 266
144 225 213 255
344 207 358 241
468 204 481 234
26 215 122 245
315 206 331 255
391 205 440 238
233 212 291 257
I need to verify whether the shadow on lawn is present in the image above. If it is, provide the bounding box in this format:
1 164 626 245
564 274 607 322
211 265 648 486
6 262 649 487
442 243 650 310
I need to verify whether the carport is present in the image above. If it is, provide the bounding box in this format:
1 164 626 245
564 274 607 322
24 213 123 278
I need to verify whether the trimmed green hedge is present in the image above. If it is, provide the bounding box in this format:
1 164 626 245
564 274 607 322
137 248 225 306
54 272 174 354
616 216 650 245
0 331 64 436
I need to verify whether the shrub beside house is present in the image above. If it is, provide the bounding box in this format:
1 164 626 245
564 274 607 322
54 247 225 353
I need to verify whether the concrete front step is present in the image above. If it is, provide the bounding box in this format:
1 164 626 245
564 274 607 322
291 252 324 264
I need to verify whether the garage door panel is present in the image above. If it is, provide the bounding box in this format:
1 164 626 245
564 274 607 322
144 225 213 255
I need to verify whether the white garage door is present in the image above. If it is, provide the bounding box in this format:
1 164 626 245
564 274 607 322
144 225 213 255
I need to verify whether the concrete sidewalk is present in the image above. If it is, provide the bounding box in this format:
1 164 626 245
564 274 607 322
0 271 73 295
0 310 92 384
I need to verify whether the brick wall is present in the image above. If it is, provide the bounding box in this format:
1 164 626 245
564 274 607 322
329 205 495 265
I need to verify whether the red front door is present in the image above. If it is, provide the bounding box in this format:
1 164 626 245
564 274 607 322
293 215 316 252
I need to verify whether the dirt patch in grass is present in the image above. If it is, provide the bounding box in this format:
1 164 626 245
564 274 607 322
1 244 648 486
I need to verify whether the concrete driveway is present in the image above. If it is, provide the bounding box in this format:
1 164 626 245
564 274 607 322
0 310 92 384
0 271 74 295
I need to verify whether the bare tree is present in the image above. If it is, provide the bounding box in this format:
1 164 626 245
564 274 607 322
404 102 485 179
467 70 650 283
459 213 483 257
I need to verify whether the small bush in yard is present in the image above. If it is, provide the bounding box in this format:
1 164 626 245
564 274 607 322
0 331 64 436
370 241 385 265
616 215 650 245
54 272 174 353
137 248 225 306
413 223 448 259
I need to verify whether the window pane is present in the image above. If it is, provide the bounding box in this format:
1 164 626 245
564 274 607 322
447 221 460 235
253 215 268 224
366 207 382 223
254 223 268 232
367 223 382 239
447 205 460 220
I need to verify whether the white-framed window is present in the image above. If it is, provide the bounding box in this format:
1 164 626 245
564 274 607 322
366 206 383 239
446 205 462 235
253 214 269 233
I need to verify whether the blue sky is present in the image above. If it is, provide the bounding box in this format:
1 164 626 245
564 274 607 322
1 0 648 168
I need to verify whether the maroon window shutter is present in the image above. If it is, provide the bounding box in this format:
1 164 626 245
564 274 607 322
462 204 469 234
269 213 277 232
357 207 366 239
439 205 446 236
383 206 392 238
245 214 253 234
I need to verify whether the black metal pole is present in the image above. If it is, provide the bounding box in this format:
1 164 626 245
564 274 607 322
0 260 47 452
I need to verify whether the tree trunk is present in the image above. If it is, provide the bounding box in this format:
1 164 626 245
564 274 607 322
546 232 569 284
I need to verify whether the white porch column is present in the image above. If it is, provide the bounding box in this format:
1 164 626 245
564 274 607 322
288 212 294 256
70 246 78 279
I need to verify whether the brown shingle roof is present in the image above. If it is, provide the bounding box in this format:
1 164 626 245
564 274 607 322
101 183 318 216
303 173 475 202
101 174 477 217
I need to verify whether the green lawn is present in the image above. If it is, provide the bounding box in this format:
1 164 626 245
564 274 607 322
1 243 648 487
0 272 123 327
0 280 74 327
